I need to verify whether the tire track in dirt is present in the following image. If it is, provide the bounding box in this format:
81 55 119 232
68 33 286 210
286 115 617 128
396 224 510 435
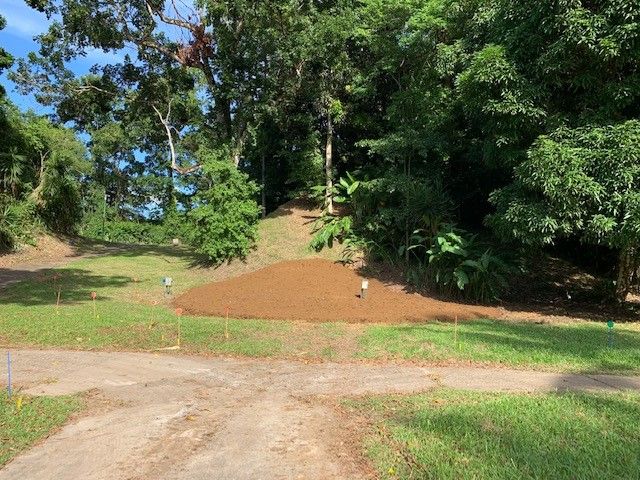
2 350 639 480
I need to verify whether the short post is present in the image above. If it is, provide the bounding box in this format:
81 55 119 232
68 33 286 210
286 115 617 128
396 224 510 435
6 351 12 399
163 277 173 297
91 291 97 318
607 320 614 348
361 279 369 299
56 286 61 315
454 315 459 349
175 308 183 348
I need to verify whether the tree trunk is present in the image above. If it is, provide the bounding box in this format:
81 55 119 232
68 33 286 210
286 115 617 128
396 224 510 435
166 165 176 213
325 115 334 215
616 244 637 303
261 153 266 219
404 157 411 263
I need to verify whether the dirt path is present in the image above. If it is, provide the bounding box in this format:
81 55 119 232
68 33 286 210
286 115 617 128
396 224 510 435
1 350 639 480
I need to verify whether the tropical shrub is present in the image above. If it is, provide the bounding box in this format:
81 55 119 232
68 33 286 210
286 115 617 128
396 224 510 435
35 155 83 234
489 121 640 302
81 214 169 245
423 227 514 303
187 159 261 263
0 195 40 250
312 172 453 260
311 172 360 251
353 173 452 257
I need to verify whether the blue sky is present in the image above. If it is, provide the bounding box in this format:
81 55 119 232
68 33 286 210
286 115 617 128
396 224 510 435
0 0 125 112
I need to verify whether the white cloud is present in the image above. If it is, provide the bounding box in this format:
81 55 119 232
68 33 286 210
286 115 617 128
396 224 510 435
83 47 128 65
0 0 51 38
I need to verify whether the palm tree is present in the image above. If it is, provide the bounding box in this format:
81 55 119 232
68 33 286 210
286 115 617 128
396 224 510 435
0 147 27 198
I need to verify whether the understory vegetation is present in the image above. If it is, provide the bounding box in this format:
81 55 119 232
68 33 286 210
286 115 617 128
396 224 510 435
311 174 515 302
1 1 639 302
349 389 640 480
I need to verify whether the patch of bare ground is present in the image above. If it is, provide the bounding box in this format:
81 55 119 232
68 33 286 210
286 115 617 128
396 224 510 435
0 235 77 268
175 258 504 323
3 350 639 480
501 255 640 322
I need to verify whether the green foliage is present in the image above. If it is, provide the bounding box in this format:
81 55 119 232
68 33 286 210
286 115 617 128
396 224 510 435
311 172 362 260
11 0 640 299
311 215 354 251
423 227 513 302
0 101 86 240
81 214 169 245
0 15 13 98
490 121 640 299
490 121 640 249
188 158 261 263
0 195 40 250
356 174 452 256
36 154 83 233
312 171 453 259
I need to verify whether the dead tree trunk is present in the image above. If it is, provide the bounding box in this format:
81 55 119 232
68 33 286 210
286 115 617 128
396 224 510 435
152 103 201 175
325 115 334 215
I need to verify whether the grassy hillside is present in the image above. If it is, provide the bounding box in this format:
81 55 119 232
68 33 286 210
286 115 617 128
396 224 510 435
1 199 639 373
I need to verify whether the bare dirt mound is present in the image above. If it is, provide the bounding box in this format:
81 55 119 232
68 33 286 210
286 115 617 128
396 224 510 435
0 234 77 268
175 258 504 323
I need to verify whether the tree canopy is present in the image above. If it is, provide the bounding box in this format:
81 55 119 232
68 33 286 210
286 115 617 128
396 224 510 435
2 0 640 301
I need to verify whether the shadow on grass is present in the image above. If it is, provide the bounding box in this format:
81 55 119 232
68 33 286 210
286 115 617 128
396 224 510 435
0 268 133 306
70 239 210 268
375 320 640 372
384 390 640 479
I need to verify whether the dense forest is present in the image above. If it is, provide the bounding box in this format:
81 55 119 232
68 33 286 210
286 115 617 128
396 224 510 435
1 0 639 303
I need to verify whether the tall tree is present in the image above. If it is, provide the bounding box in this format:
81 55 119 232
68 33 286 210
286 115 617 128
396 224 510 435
17 0 318 167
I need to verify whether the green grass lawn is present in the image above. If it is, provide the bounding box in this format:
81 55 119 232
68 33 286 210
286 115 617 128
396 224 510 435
358 319 640 373
1 245 640 372
349 389 640 480
0 391 82 465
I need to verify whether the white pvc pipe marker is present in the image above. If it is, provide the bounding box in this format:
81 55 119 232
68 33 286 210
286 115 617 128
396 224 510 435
361 279 369 299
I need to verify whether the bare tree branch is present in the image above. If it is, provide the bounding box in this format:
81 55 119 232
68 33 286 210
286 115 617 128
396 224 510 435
74 84 117 95
152 103 201 175
145 1 200 34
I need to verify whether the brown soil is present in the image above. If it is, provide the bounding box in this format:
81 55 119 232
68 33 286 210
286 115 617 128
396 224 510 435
175 258 504 323
0 235 77 268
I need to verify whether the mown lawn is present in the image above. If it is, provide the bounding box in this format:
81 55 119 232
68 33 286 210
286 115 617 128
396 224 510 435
348 389 640 480
358 319 640 373
1 247 640 372
0 391 82 466
0 299 288 357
